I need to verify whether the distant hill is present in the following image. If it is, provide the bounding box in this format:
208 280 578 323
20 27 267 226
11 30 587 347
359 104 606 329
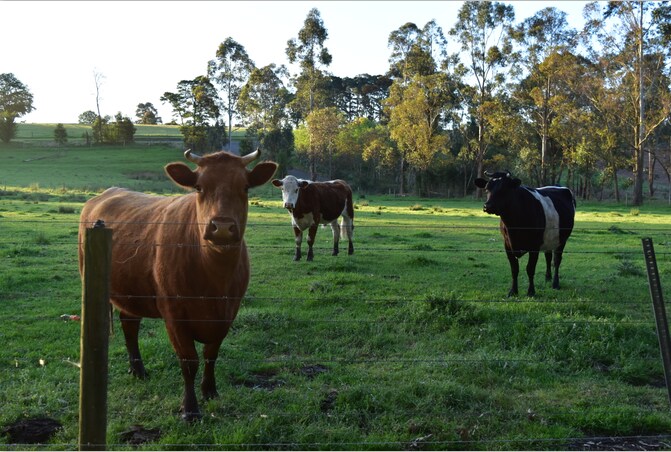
15 123 182 144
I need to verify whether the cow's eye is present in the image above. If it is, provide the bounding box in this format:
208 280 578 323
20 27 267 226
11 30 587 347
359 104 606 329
294 189 299 194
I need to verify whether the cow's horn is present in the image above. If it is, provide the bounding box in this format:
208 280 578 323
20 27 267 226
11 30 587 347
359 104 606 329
241 148 260 166
184 149 204 165
483 171 492 178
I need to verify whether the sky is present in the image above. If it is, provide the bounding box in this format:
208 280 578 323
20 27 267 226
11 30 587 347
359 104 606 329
1 1 589 124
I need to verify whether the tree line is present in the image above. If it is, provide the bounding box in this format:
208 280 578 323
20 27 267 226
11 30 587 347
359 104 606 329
2 2 671 204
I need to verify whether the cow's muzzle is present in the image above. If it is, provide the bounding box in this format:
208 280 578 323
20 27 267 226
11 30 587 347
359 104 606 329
483 203 497 215
204 217 240 245
284 202 294 212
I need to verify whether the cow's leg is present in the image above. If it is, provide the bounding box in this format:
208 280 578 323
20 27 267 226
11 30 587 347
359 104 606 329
526 251 540 297
293 226 302 261
201 341 222 400
544 251 553 282
119 311 148 379
165 324 201 421
506 251 519 297
341 216 354 255
330 220 340 256
552 245 566 289
306 223 318 261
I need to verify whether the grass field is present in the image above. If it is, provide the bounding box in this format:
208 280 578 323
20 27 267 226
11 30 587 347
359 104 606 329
1 143 671 450
12 123 247 147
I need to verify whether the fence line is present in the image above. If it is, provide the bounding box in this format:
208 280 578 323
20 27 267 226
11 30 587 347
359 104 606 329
0 288 655 304
3 239 670 256
2 217 671 232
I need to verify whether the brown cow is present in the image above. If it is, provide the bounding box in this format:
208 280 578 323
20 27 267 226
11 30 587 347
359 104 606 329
78 149 277 421
271 175 354 261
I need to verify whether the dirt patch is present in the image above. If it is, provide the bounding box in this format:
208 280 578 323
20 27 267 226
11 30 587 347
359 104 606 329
235 369 285 391
299 364 329 379
1 417 62 444
119 425 161 445
566 436 671 450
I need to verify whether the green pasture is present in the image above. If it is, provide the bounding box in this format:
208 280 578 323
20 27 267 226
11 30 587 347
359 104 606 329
12 123 247 148
1 144 671 449
14 123 184 145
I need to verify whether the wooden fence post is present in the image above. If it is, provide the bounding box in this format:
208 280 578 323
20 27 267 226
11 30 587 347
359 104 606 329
79 221 113 451
642 237 671 409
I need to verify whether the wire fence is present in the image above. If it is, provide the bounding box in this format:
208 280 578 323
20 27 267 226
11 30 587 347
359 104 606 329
1 216 670 449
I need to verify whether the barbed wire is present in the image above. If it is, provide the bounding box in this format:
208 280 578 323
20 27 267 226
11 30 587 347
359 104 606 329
2 216 671 232
2 240 670 256
0 290 657 308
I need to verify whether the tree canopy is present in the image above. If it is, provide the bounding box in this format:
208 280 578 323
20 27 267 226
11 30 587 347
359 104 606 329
0 73 35 143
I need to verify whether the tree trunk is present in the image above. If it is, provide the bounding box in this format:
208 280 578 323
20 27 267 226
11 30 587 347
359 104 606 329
632 3 645 206
612 164 620 203
399 158 406 195
648 153 656 197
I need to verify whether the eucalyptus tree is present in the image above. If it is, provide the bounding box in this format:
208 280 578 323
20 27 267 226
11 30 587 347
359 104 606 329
238 64 294 175
208 37 255 152
387 73 453 195
385 20 452 194
161 76 220 151
449 1 515 194
337 117 393 191
0 73 34 144
583 1 671 205
286 7 332 121
238 64 292 131
510 7 577 185
135 102 161 124
302 106 343 180
388 20 446 82
92 70 105 144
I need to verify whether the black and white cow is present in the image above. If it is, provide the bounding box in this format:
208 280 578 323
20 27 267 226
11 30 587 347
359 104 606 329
272 175 354 261
475 171 576 297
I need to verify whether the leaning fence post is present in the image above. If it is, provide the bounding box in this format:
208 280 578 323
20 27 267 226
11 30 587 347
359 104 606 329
79 220 113 451
642 237 671 408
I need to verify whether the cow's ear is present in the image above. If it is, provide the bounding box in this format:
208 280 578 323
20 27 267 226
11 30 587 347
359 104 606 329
248 162 279 188
298 181 309 189
474 178 487 188
512 178 522 188
271 178 283 188
165 163 198 188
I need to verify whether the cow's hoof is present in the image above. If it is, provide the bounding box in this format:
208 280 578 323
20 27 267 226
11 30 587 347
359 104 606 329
128 367 148 379
526 291 536 297
202 389 219 401
332 251 339 256
181 411 202 423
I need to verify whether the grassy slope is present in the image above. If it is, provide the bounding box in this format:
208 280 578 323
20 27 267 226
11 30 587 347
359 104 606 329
14 123 183 142
0 144 670 449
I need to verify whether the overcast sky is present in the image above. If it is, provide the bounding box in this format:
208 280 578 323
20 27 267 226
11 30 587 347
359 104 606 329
1 1 588 124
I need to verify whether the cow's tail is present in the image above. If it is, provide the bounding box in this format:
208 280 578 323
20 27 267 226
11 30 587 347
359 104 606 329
341 187 355 240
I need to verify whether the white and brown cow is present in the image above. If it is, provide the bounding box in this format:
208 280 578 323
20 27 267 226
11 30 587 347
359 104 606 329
272 175 354 261
475 171 576 297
